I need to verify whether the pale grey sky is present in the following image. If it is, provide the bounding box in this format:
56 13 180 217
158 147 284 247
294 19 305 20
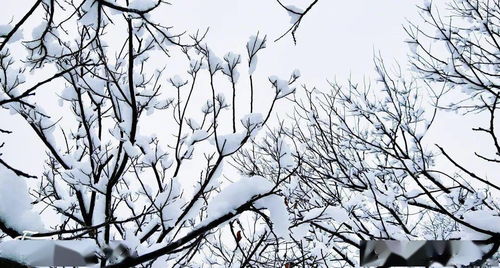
1 0 498 186
0 0 419 170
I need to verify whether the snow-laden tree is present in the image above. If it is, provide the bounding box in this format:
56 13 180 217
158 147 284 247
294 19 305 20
236 0 500 266
2 0 499 267
0 0 313 267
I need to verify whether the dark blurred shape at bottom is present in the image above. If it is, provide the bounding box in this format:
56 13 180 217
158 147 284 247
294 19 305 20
360 240 499 267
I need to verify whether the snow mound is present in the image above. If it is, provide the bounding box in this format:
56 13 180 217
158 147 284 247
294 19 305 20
0 166 45 234
206 176 273 221
205 176 289 238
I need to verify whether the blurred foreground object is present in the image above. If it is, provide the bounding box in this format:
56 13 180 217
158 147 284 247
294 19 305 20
0 239 98 266
360 240 499 267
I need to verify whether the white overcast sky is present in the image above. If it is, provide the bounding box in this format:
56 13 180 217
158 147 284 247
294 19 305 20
1 0 498 183
2 0 421 80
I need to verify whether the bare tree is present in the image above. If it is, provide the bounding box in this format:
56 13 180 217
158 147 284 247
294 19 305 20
0 1 303 267
236 0 500 266
1 0 499 267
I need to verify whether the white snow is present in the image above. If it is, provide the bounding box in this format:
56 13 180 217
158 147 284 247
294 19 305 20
277 138 295 168
204 46 223 74
269 75 294 98
31 22 47 39
155 177 183 228
205 176 273 222
128 0 158 10
285 5 303 24
169 75 188 88
222 52 241 82
202 176 289 238
246 35 266 75
248 56 258 75
123 140 141 158
216 132 245 155
406 38 418 54
241 113 263 128
0 166 45 234
186 129 209 145
255 194 290 238
160 200 183 228
79 0 99 27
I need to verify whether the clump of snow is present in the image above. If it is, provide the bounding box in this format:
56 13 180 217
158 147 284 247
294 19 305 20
246 34 267 75
202 45 223 74
160 156 173 170
123 140 141 158
255 194 290 238
277 138 295 169
160 200 183 228
241 113 263 129
303 206 349 223
205 176 273 222
79 0 99 28
241 113 264 137
0 166 45 234
31 22 47 39
216 132 246 156
269 75 294 98
248 57 258 75
222 52 241 82
285 5 303 24
310 241 330 259
169 75 188 88
186 130 209 145
85 76 106 95
202 175 289 238
53 199 72 212
154 178 183 228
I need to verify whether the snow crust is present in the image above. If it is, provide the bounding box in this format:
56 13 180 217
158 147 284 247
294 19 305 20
204 176 289 237
0 166 45 234
206 176 272 220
